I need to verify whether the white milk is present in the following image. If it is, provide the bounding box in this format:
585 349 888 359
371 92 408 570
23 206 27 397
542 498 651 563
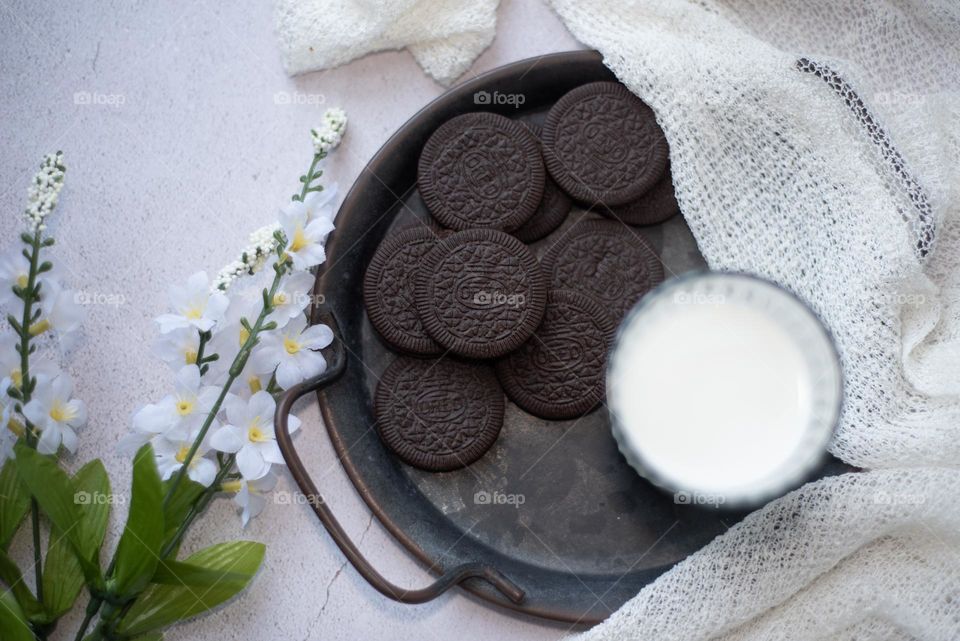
607 273 842 507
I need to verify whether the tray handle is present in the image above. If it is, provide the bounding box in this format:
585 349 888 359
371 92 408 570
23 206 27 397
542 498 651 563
274 308 525 606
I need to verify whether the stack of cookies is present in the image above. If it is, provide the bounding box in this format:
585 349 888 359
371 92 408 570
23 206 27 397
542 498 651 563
363 81 676 472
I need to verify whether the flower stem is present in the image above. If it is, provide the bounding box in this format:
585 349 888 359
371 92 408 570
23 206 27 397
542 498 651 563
16 228 45 613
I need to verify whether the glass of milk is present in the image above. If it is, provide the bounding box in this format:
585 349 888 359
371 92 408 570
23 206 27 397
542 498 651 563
607 272 842 509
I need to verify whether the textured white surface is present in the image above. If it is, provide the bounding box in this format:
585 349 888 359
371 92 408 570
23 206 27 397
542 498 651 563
0 1 582 639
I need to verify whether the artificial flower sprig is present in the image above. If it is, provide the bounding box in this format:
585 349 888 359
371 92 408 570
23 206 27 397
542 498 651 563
0 108 347 641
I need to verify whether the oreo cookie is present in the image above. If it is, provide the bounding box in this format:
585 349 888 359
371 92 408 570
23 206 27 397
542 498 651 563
602 166 680 226
375 356 504 471
418 112 545 232
513 125 573 243
416 229 547 359
363 226 445 356
541 219 664 323
496 290 614 420
542 81 668 206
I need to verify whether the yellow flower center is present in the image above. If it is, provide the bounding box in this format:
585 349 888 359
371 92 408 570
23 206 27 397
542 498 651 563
7 418 25 437
248 376 262 394
289 226 309 252
29 319 51 336
184 349 198 365
16 275 28 289
247 424 268 443
175 399 194 416
175 445 190 463
184 305 204 320
273 292 288 306
11 369 22 388
221 480 243 493
239 326 250 346
284 337 301 355
49 401 74 423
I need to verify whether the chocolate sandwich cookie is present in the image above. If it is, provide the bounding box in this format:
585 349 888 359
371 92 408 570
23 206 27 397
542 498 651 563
375 356 504 471
513 125 573 243
603 166 680 226
496 290 615 420
541 219 664 323
542 81 668 206
416 228 547 359
418 112 545 232
363 227 445 356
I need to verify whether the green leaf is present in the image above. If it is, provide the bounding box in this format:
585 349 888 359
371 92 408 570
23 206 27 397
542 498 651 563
112 444 163 597
160 477 204 554
44 460 112 618
0 590 34 641
150 558 249 588
0 548 45 622
13 442 102 587
0 460 30 550
117 541 265 636
130 634 163 641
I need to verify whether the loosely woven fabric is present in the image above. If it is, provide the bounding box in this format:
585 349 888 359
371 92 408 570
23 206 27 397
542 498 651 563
547 1 960 639
274 0 498 85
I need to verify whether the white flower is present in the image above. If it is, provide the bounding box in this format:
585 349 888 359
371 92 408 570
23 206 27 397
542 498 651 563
222 471 277 527
0 332 58 391
22 373 86 455
151 327 201 370
152 434 217 487
0 379 22 461
209 391 300 481
128 365 220 444
156 271 229 333
266 271 315 328
251 315 332 389
24 152 65 232
311 108 347 155
278 204 333 271
31 281 85 346
204 293 261 384
212 223 281 292
0 249 32 308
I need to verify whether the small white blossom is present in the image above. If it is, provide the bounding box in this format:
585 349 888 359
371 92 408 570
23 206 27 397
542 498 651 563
152 434 218 487
22 373 86 455
0 332 59 391
151 327 202 371
251 315 332 389
311 108 347 155
31 281 85 347
212 223 281 292
156 271 229 333
124 365 220 449
278 205 334 271
23 152 66 232
222 471 277 527
266 271 315 328
209 391 300 481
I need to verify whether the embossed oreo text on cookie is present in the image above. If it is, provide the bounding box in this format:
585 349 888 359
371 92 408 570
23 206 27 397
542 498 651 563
541 220 664 324
418 112 545 231
496 290 615 420
375 357 504 471
542 81 668 206
363 227 445 356
416 229 547 359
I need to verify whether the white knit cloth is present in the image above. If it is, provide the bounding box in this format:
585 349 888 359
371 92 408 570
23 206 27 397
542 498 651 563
274 0 499 85
274 1 960 639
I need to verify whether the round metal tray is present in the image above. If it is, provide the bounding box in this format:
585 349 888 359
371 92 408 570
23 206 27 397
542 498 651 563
276 50 850 625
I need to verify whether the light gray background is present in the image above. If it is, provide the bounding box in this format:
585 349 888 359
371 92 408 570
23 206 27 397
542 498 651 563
0 1 589 639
